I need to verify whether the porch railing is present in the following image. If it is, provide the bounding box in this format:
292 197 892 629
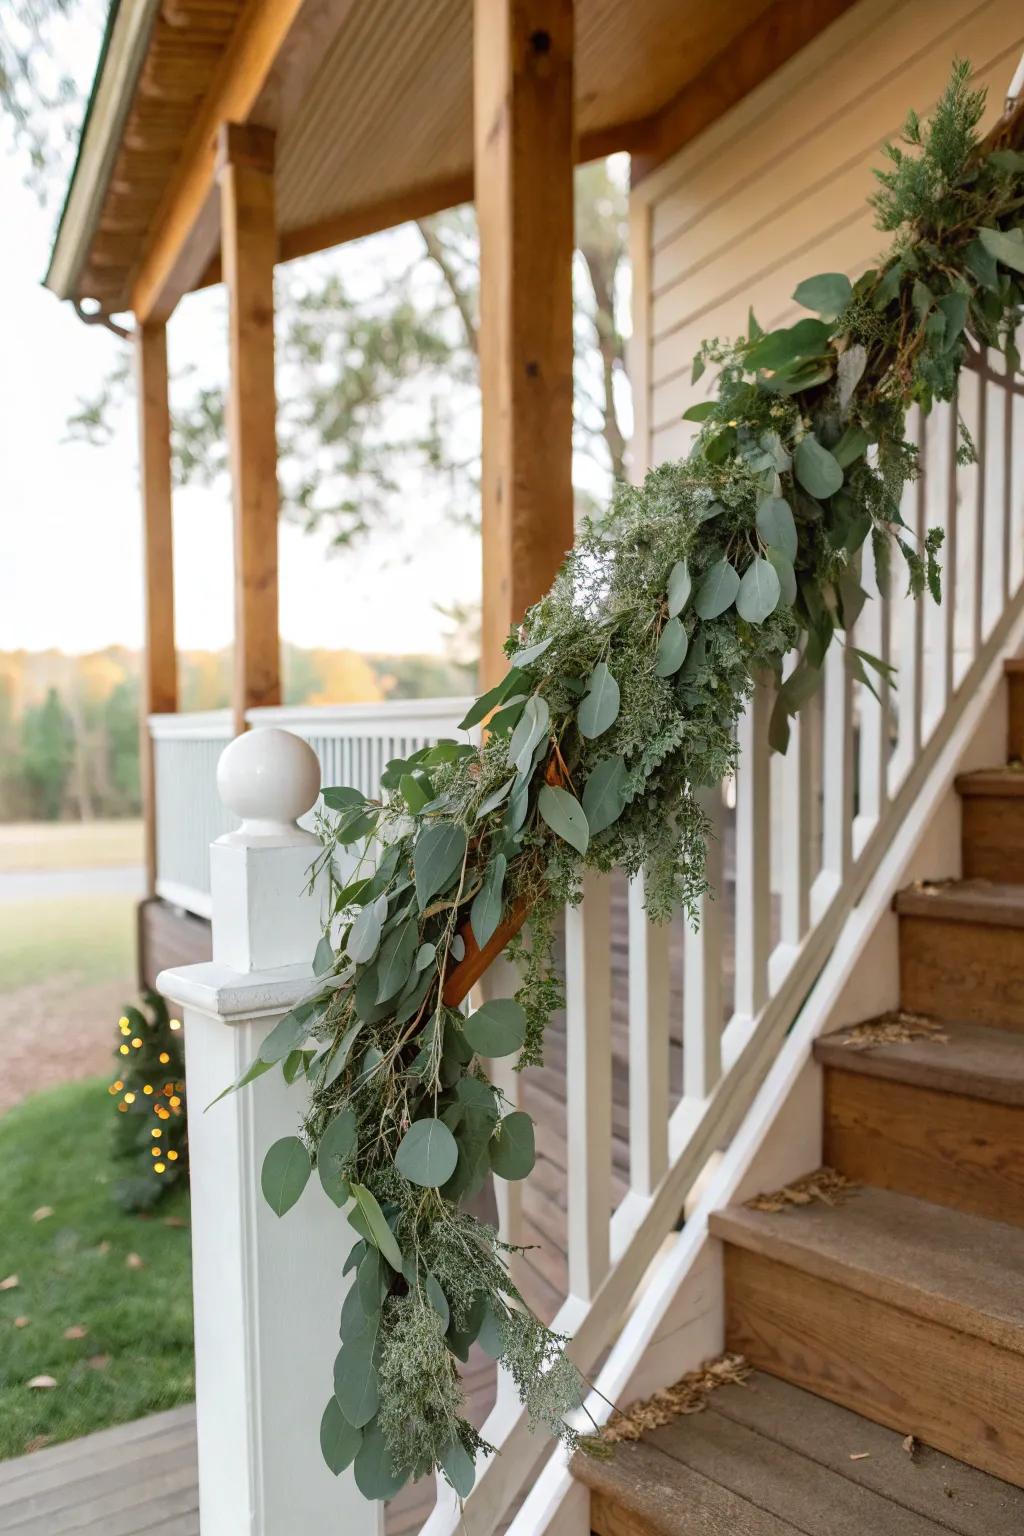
149 697 472 918
153 350 1022 1534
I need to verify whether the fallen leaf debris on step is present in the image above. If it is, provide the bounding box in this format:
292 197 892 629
602 1354 750 1443
837 1012 948 1050
746 1166 857 1214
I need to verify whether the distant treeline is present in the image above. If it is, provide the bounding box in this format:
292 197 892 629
0 645 473 822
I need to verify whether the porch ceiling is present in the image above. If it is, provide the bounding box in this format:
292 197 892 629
47 0 833 317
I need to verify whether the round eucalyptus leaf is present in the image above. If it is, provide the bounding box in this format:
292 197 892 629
318 1108 356 1207
413 822 469 912
537 784 589 856
441 1437 477 1498
792 270 852 319
577 661 620 739
470 853 506 950
693 559 740 620
667 558 692 618
736 558 782 624
581 755 628 837
654 616 689 677
395 1117 459 1188
767 548 797 607
260 1136 311 1217
755 496 798 562
333 1320 382 1429
463 998 528 1058
320 1396 361 1475
794 434 844 499
339 1279 373 1342
354 1419 411 1500
489 1111 536 1180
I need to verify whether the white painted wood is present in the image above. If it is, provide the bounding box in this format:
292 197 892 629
734 680 770 1020
157 730 380 1536
820 641 853 893
778 654 812 949
565 873 612 1302
627 874 670 1196
854 533 890 840
683 786 723 1101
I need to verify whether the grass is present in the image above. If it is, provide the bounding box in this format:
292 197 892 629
0 820 143 873
0 1076 193 1459
0 895 135 993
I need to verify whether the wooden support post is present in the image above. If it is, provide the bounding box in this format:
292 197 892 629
136 322 178 896
475 0 575 688
219 122 281 734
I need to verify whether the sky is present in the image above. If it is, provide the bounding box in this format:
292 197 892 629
0 7 481 660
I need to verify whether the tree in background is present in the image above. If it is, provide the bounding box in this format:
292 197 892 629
110 993 188 1211
20 687 74 818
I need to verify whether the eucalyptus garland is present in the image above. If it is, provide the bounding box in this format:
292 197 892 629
225 66 1024 1503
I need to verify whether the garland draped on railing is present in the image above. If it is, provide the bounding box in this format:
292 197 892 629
222 65 1024 1503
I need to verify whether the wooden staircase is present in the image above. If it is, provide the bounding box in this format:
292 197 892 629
573 660 1024 1533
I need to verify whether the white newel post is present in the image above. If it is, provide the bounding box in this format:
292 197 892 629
157 727 382 1536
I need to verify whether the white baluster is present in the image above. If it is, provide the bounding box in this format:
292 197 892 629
778 654 813 949
819 642 853 904
734 679 770 1019
854 534 890 835
565 872 612 1302
158 728 381 1536
627 874 669 1197
683 786 723 1100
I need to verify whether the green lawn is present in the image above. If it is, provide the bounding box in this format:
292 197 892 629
0 1076 194 1459
0 895 135 993
0 820 143 872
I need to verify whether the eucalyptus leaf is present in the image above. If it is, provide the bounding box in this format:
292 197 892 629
320 1396 361 1475
458 669 524 731
441 1438 476 1498
357 1247 391 1312
507 694 550 774
577 662 620 739
375 920 418 1003
654 616 688 677
979 226 1024 275
334 1320 381 1429
756 496 797 561
258 1000 318 1065
836 343 867 410
395 1117 459 1188
792 271 851 319
313 935 335 976
736 558 781 624
425 1272 450 1329
206 1053 275 1109
354 1418 410 1500
489 1111 536 1180
693 559 740 620
477 775 515 820
463 998 527 1058
794 435 844 499
413 822 468 911
349 1183 403 1271
538 784 589 855
581 755 628 836
667 559 692 617
323 1020 363 1088
348 894 387 965
745 317 830 372
766 549 797 608
470 853 506 949
318 1107 357 1206
509 635 554 669
261 1136 311 1217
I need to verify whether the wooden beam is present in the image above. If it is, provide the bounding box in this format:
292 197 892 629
130 0 308 323
475 0 576 689
631 0 860 184
136 322 178 894
219 122 281 733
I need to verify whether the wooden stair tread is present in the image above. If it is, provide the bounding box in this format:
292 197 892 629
572 1437 802 1535
814 1017 1024 1105
894 879 1024 929
710 1187 1024 1352
955 767 1024 797
703 1372 1024 1536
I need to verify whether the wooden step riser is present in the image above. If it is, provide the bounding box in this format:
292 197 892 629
961 796 1024 882
899 915 1024 1030
823 1067 1024 1228
722 1245 1024 1488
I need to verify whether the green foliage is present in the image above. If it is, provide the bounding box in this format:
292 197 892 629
227 67 1024 1504
110 992 187 1213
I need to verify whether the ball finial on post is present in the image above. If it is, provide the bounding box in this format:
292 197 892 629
216 727 321 844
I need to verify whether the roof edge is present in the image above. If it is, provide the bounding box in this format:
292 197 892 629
44 0 162 305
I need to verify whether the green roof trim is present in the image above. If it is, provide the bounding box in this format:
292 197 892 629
44 0 161 306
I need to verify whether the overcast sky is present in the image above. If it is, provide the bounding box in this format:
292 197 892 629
0 11 480 659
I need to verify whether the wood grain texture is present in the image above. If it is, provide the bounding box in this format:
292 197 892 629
1006 659 1024 762
475 0 575 688
219 122 281 731
578 1438 801 1535
958 771 1024 881
135 322 178 894
813 1018 1024 1106
898 913 1024 1029
722 1245 1024 1487
823 1066 1024 1227
706 1371 1024 1536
